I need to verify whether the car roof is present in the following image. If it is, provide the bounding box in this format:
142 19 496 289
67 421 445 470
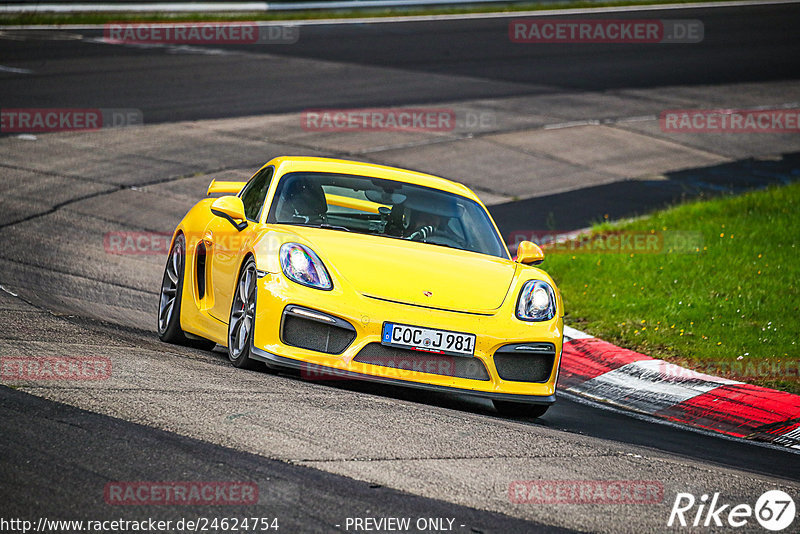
265 156 482 204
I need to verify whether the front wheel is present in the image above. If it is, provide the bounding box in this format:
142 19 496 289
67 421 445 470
227 258 261 370
492 400 549 418
158 234 216 350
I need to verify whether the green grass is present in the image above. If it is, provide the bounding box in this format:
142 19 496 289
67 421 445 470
0 0 746 26
544 183 800 394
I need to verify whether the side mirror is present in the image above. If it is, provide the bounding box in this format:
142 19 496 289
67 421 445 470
516 241 544 265
211 196 248 231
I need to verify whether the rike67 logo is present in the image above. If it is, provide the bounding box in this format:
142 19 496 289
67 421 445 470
668 490 795 531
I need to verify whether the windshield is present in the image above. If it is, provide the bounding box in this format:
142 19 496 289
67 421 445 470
266 172 508 259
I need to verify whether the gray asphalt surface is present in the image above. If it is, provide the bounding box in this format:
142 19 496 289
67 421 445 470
0 385 569 533
491 152 800 234
1 4 798 122
1 3 800 533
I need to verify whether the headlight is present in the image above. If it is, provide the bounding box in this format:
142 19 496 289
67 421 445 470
279 243 332 290
516 280 556 321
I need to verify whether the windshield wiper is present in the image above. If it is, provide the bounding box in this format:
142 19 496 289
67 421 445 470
285 222 351 232
319 223 351 232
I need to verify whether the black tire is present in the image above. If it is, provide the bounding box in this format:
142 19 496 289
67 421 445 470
492 400 550 418
158 234 216 350
227 257 262 370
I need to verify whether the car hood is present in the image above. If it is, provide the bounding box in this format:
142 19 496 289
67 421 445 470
293 228 516 314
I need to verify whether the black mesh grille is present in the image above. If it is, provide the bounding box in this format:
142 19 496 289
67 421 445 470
282 314 355 354
353 343 490 381
494 343 556 383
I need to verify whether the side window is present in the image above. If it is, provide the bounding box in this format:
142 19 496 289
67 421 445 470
239 166 274 222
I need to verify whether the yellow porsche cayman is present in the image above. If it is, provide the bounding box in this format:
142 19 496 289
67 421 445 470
158 156 563 416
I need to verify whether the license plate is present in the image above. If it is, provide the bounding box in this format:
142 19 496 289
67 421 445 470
381 322 476 357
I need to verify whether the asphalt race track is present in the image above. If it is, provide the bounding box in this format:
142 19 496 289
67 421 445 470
2 3 799 122
1 2 800 533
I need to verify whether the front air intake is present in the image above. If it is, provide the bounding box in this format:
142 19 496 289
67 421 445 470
493 342 556 383
280 306 356 355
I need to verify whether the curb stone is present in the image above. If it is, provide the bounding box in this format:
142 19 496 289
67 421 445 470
560 325 800 449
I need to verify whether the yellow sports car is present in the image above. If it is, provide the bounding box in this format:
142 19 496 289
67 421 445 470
158 156 563 416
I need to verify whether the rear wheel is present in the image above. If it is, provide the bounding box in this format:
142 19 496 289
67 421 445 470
227 258 261 370
492 400 549 418
158 234 216 350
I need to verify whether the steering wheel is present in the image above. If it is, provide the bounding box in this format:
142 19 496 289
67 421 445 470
409 226 464 249
408 225 434 242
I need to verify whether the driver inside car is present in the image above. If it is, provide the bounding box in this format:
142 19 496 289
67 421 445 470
407 208 468 250
275 176 328 225
407 210 443 241
380 195 466 248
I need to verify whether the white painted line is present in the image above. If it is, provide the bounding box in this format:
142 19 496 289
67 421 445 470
568 359 741 414
3 0 523 14
615 114 657 123
2 0 798 26
563 325 593 341
83 36 234 56
295 0 800 25
0 65 32 74
0 2 271 13
774 426 800 450
0 285 19 297
543 119 601 130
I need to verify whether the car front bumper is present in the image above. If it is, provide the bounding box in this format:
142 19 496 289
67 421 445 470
251 272 563 404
